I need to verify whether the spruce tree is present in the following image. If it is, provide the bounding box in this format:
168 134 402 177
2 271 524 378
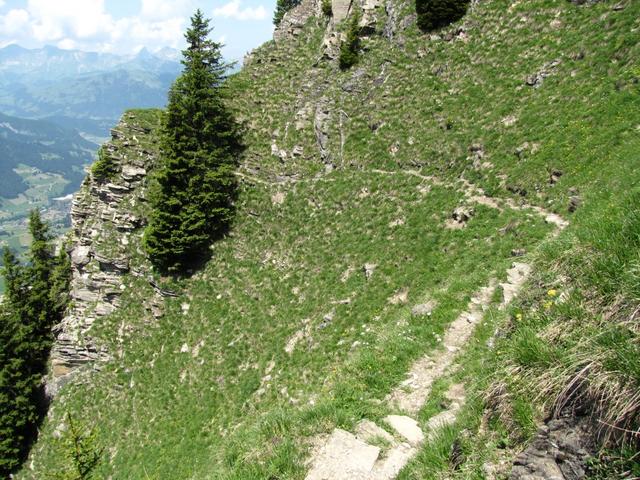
52 413 103 480
144 10 242 273
416 0 470 32
0 210 71 476
339 9 361 70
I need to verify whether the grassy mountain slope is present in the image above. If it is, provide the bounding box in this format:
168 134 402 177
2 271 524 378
20 0 639 478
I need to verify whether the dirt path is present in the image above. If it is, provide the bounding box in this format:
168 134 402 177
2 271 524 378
303 171 568 480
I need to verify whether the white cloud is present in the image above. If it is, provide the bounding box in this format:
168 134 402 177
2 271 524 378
0 1 6 8
27 0 112 40
57 37 77 50
0 9 30 36
213 0 267 21
0 0 271 56
140 0 195 21
0 0 190 54
111 16 185 51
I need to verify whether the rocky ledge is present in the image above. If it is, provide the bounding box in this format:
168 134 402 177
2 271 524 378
48 111 159 396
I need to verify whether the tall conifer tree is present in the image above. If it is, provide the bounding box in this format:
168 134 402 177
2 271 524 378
145 10 242 272
0 210 71 476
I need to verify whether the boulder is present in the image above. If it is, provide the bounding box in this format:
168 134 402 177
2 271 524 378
71 245 91 267
510 413 594 480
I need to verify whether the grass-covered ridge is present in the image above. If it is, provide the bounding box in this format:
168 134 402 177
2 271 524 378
20 0 640 477
28 167 552 478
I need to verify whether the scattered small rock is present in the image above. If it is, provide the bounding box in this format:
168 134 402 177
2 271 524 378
525 59 562 88
341 266 355 283
271 191 286 205
318 311 334 329
502 115 518 127
568 194 581 213
411 301 437 316
507 185 528 197
446 205 474 229
388 287 409 305
468 143 486 169
363 263 377 280
549 169 563 185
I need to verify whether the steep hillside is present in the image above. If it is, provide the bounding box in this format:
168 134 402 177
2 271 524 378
19 0 639 478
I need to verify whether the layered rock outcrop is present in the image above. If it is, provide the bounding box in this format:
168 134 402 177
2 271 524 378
274 0 321 42
48 111 158 396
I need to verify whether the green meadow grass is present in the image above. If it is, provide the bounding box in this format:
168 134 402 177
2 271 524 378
20 0 640 477
26 168 550 478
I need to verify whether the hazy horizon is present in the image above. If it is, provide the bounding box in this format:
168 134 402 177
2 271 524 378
0 0 277 62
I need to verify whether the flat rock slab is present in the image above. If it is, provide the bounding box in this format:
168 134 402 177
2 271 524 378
355 419 396 445
305 429 380 480
384 415 425 446
370 443 416 480
332 0 352 21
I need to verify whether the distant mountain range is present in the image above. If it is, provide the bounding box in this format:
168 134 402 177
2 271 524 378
0 111 96 198
0 44 182 138
0 44 182 259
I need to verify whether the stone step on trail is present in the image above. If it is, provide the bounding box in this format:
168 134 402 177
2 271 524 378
305 260 539 479
303 180 569 480
425 383 466 441
383 415 424 445
304 384 468 480
305 429 381 480
305 422 420 480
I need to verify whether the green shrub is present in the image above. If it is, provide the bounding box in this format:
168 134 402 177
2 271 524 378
322 0 333 17
91 147 117 181
416 0 470 32
339 10 361 70
51 413 103 480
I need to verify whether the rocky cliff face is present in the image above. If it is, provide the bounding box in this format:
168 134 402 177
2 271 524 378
48 110 162 396
273 0 321 42
272 0 393 54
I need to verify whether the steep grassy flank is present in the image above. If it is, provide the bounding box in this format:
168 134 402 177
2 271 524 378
394 182 640 479
20 0 639 478
230 0 639 212
26 166 550 478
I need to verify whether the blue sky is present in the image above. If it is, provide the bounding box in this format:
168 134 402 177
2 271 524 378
0 0 277 61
